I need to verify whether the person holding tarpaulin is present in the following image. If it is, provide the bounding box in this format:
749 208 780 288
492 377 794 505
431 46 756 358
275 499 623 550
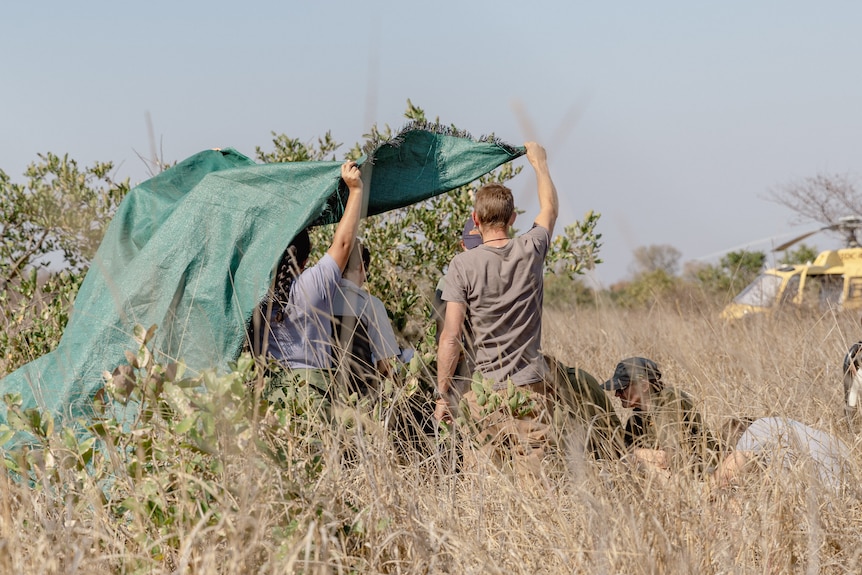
434 142 623 479
260 160 364 406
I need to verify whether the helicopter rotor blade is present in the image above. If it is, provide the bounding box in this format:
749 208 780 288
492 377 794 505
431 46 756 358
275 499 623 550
363 23 379 132
145 111 158 172
509 99 540 218
509 97 587 222
548 93 589 151
772 226 833 252
510 98 538 143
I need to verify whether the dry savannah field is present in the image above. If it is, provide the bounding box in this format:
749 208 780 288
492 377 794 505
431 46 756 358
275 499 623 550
2 298 862 574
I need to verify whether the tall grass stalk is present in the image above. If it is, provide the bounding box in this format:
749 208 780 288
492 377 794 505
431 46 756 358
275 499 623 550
2 299 862 574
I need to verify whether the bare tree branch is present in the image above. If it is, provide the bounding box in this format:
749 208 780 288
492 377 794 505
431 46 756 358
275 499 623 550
766 172 862 228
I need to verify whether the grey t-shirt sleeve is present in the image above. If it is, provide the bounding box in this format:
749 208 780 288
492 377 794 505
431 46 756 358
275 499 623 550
527 224 552 257
440 256 467 304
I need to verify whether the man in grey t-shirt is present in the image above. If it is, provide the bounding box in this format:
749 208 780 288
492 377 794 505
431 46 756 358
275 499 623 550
435 143 556 412
435 142 620 474
431 216 482 393
441 223 551 387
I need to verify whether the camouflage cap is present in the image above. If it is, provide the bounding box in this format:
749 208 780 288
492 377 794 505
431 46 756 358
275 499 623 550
602 357 662 391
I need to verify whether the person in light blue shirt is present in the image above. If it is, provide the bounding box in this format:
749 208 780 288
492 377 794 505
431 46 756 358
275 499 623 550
264 160 364 394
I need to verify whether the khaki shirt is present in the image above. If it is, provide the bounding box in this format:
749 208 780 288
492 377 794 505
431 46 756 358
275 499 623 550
625 386 720 475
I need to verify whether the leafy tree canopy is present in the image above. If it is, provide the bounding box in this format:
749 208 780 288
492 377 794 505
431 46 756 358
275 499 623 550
629 244 681 278
689 249 766 299
0 154 129 288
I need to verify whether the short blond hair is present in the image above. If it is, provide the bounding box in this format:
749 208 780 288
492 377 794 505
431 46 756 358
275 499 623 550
474 183 514 229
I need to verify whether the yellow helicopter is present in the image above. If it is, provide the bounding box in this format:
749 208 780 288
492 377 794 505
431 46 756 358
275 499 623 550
721 216 862 319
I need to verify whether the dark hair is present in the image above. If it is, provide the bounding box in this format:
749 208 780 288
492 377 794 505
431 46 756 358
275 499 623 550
291 228 311 266
361 245 370 272
272 229 312 308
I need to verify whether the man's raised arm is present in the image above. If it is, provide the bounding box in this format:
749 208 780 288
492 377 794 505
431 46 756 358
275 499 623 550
526 142 559 237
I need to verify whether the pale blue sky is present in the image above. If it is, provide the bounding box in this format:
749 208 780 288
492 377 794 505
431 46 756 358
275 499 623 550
3 1 862 285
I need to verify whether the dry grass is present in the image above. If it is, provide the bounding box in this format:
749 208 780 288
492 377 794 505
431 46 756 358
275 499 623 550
4 299 862 574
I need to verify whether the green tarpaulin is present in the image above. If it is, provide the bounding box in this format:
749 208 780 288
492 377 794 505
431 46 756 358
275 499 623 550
0 123 523 444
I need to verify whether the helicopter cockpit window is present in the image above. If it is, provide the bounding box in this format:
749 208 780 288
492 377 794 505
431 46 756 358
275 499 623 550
781 275 800 305
802 275 844 310
733 274 783 307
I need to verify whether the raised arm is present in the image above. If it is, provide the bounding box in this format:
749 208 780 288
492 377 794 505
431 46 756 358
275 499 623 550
326 161 364 271
526 142 559 236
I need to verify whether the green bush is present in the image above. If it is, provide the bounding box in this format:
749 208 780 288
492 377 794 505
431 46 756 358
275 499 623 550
0 322 441 571
0 154 127 376
0 268 83 375
690 249 766 299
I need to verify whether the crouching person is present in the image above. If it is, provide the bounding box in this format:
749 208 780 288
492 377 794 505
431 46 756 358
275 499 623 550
602 357 721 478
545 355 626 461
714 416 852 495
